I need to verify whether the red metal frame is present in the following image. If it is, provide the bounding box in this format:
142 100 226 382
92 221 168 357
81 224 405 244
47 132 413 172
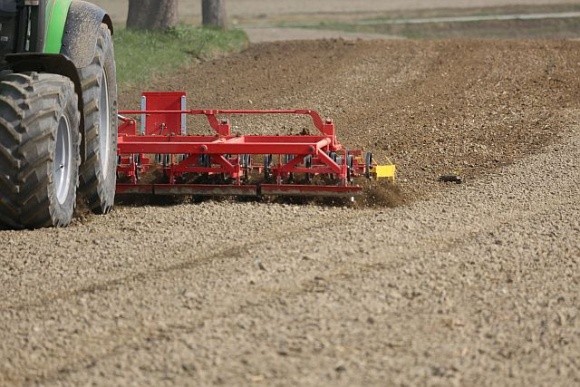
140 92 187 135
117 93 370 197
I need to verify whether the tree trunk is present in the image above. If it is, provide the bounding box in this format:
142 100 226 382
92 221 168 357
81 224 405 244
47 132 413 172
202 0 227 29
127 0 179 30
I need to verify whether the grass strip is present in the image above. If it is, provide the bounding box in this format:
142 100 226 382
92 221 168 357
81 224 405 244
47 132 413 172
114 26 248 85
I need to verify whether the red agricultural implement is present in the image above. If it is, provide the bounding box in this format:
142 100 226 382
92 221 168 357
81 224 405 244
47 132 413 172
116 92 395 198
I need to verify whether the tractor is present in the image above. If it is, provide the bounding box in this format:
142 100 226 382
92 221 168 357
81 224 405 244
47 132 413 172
0 0 116 229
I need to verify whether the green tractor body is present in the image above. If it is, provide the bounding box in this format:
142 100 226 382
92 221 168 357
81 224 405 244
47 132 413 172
46 0 74 53
0 0 69 55
0 0 118 229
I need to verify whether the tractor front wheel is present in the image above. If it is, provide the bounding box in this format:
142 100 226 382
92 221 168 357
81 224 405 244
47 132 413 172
77 23 118 214
0 72 80 229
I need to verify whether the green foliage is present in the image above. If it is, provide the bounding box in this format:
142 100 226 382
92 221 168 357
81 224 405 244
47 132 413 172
114 26 248 85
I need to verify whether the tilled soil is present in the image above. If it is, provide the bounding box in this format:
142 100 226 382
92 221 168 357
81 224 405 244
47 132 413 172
128 39 580 201
1 40 579 385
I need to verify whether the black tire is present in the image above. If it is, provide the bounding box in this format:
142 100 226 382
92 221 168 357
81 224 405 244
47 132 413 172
0 72 81 229
76 24 118 214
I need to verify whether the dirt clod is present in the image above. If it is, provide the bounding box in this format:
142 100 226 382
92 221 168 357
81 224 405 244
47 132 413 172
359 180 405 208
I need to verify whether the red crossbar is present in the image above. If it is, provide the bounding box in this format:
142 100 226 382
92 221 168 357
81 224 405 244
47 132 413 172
116 183 361 197
117 135 332 155
119 109 334 137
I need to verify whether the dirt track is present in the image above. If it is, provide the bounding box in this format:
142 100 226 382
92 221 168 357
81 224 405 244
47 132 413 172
1 38 579 385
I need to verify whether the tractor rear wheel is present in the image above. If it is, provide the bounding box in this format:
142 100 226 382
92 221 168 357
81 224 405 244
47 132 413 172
77 23 118 214
0 72 80 229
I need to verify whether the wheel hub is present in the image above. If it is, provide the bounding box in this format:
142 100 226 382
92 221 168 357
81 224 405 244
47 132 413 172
99 71 111 179
54 116 72 205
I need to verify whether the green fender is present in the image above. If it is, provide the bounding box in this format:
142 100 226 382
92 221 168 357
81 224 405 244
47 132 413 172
44 0 113 68
44 0 73 53
60 1 113 68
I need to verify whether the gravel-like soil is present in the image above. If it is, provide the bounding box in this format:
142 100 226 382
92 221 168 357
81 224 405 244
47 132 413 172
1 38 579 385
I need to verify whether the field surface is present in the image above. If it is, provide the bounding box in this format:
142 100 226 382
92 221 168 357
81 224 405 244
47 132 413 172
1 1 580 386
93 0 580 25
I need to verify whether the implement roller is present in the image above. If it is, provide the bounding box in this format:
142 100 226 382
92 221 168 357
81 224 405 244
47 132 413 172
116 92 395 198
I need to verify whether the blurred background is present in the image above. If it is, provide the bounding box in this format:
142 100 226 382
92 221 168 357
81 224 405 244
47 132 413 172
93 0 580 40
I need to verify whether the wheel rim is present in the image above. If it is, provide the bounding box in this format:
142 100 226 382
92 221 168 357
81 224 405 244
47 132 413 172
55 116 73 205
99 71 111 179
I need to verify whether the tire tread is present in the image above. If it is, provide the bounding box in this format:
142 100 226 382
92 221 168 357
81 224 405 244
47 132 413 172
0 72 80 229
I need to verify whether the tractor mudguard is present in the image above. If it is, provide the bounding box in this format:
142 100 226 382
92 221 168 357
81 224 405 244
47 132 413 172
6 2 113 162
60 0 113 69
4 53 82 113
5 52 86 156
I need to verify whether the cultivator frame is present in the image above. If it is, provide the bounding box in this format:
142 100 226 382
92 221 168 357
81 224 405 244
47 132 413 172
116 92 394 198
